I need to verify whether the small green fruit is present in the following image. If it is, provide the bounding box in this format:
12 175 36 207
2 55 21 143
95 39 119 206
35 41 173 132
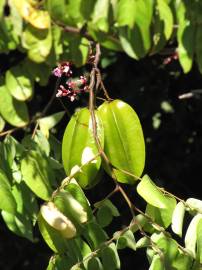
40 202 76 238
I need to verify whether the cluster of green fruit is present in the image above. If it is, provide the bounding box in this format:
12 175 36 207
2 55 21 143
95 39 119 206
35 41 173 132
39 99 145 240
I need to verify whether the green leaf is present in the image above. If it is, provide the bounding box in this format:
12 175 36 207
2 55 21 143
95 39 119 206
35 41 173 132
197 219 202 263
172 252 193 270
151 0 173 53
97 206 113 228
136 236 150 249
101 243 121 270
92 0 110 32
68 36 89 67
23 58 51 86
177 1 196 73
0 3 22 51
1 210 33 241
0 169 17 214
0 114 5 132
46 26 63 66
0 142 13 181
137 175 168 208
94 199 120 217
6 65 33 101
116 229 136 251
12 0 50 29
34 130 51 156
3 135 20 169
49 134 62 161
130 214 147 233
38 212 69 253
80 0 96 20
151 233 178 268
0 0 5 18
171 201 185 237
46 0 68 23
8 2 23 38
195 4 202 73
87 257 104 270
0 79 29 127
119 0 153 59
116 0 136 28
21 131 51 156
4 135 24 161
62 108 104 188
88 29 122 51
185 214 202 258
119 27 143 59
21 150 54 200
64 179 93 221
146 247 156 264
186 198 202 214
12 182 38 223
66 0 86 27
98 99 145 184
83 221 108 249
47 255 74 270
95 191 121 228
38 111 65 138
146 195 176 229
74 237 92 259
22 25 52 63
149 254 165 270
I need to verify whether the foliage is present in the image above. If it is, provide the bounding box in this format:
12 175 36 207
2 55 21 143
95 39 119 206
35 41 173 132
1 0 202 270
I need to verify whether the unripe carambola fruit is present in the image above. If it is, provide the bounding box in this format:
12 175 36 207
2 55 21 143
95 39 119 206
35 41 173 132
98 99 145 184
53 190 88 225
62 108 104 188
40 202 76 238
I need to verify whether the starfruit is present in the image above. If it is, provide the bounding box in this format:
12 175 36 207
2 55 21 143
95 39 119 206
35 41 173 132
40 202 76 239
62 108 104 188
98 99 145 184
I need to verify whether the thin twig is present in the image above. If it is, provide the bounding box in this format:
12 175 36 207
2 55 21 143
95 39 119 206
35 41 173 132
32 78 61 139
88 43 134 217
71 217 164 269
0 126 24 137
58 98 71 118
51 152 101 199
53 20 120 46
92 185 119 214
0 118 36 138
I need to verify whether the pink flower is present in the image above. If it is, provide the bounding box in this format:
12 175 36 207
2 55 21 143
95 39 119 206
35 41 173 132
69 93 77 102
53 67 63 77
52 62 72 77
56 85 70 97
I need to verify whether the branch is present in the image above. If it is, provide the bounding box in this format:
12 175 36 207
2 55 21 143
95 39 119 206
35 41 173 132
53 20 120 46
70 218 164 269
31 77 61 139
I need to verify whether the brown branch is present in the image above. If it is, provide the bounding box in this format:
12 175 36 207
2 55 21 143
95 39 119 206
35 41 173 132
71 217 164 269
88 43 134 217
53 20 120 47
54 21 93 41
0 118 37 138
92 185 119 214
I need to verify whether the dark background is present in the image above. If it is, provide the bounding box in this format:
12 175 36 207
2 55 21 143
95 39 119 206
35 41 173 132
1 50 202 269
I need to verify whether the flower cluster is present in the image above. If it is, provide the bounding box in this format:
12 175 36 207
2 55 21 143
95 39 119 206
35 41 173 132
52 62 88 102
52 62 72 77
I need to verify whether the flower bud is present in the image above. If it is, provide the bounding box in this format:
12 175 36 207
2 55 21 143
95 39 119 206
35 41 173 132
40 202 76 238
